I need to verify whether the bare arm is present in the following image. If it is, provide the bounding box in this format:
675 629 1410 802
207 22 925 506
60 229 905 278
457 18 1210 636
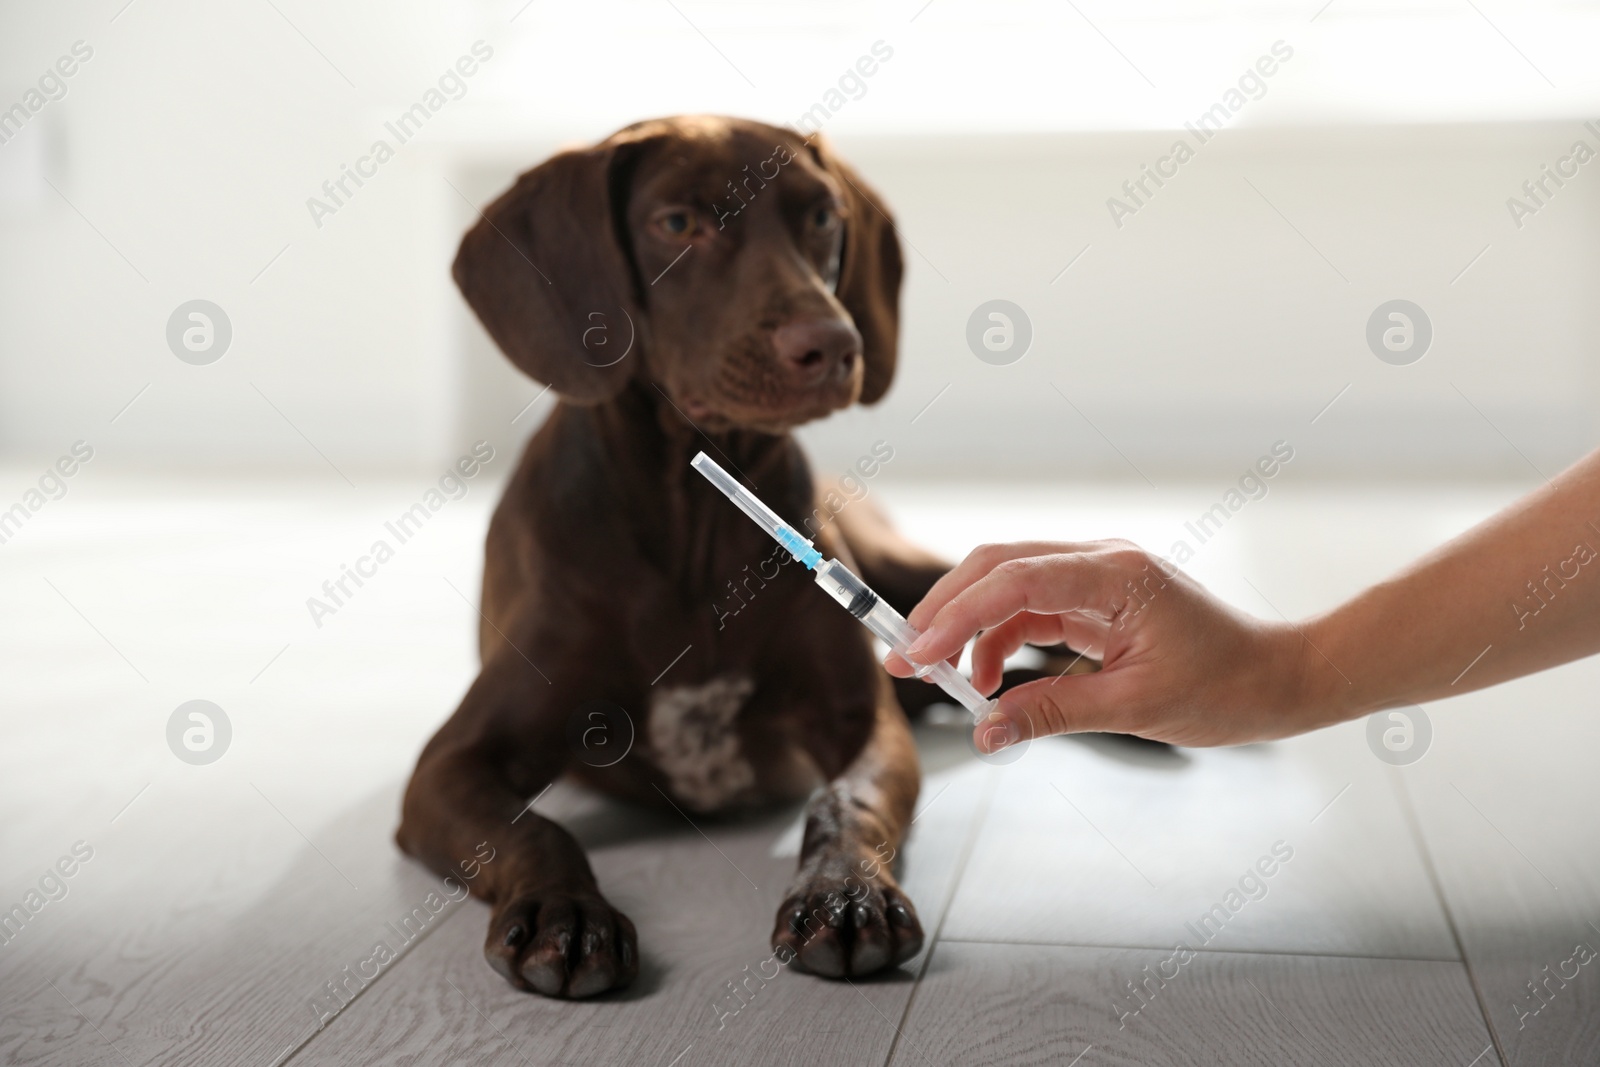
885 447 1600 750
1306 446 1600 719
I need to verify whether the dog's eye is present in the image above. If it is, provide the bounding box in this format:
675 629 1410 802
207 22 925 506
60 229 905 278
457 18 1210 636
810 204 840 232
654 209 697 238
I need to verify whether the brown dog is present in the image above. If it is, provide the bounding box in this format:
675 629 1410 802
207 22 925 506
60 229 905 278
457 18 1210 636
398 115 993 998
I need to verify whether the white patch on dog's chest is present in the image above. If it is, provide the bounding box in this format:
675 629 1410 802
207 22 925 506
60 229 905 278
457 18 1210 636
648 674 757 812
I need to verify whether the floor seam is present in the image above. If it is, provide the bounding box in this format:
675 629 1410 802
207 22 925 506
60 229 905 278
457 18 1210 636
882 766 1000 1067
273 896 472 1067
1391 767 1511 1067
933 936 1465 964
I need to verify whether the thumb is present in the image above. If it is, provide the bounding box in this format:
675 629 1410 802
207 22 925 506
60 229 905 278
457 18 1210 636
976 673 1129 752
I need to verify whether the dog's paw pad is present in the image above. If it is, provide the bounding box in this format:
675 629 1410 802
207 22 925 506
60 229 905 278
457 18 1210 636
485 892 637 998
771 878 922 979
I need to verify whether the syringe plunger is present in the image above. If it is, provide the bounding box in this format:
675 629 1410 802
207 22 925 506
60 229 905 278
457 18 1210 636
812 559 996 721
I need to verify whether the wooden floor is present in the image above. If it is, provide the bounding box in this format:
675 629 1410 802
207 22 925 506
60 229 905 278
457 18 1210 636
1 477 1596 1065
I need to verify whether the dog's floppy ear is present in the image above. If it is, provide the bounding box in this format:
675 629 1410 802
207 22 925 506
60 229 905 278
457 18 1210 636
811 138 904 405
453 141 644 404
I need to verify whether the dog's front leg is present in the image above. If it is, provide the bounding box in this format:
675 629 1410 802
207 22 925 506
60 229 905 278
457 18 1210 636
397 650 638 999
772 681 925 977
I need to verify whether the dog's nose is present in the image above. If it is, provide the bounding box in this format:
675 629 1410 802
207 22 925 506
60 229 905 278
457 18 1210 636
774 319 862 385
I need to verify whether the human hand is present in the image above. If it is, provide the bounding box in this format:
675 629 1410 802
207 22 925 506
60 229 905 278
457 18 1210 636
883 541 1324 751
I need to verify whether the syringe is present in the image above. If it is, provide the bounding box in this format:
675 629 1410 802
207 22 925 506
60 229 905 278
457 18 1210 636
691 452 997 722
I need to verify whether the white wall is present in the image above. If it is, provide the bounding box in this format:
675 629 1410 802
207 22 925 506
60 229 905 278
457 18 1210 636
800 124 1600 480
2 1 1598 483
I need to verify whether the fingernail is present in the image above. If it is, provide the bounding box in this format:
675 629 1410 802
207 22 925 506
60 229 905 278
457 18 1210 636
904 632 933 659
979 711 1020 753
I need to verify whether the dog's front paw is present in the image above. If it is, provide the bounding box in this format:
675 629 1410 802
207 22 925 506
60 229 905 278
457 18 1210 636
772 868 923 978
485 889 638 998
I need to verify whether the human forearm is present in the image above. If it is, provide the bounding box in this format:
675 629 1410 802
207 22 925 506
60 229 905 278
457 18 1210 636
1302 447 1600 722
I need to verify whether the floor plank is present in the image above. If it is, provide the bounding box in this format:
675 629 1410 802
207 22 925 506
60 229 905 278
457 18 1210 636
290 755 989 1066
1401 659 1600 1067
891 942 1493 1067
940 721 1459 959
0 779 501 1067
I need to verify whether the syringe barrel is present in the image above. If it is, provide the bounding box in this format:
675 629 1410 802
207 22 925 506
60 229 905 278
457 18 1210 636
916 656 999 722
812 559 996 721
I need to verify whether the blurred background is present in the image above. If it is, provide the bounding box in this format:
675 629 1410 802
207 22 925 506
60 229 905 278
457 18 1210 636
5 3 1600 1065
4 0 1599 479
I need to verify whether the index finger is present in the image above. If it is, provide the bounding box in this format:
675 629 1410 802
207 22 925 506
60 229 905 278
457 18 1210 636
907 541 1093 632
906 551 1126 668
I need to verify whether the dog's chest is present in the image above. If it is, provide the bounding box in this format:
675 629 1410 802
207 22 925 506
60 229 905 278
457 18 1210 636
647 674 758 812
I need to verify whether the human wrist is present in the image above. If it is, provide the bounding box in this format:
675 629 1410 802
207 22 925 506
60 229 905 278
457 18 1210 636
1289 607 1372 728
